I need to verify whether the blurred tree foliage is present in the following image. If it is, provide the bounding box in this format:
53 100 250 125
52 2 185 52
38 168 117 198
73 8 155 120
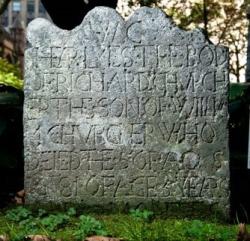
0 58 23 90
125 0 247 83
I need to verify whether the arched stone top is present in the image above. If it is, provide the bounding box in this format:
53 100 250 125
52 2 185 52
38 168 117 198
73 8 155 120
27 6 208 47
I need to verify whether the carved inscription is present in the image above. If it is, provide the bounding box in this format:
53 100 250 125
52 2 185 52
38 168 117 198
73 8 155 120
24 7 229 215
30 45 227 94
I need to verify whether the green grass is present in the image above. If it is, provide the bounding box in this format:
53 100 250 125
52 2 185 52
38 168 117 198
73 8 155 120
0 206 241 241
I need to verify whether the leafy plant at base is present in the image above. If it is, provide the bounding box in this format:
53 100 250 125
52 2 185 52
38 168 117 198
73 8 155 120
1 207 237 241
40 213 70 232
0 57 23 90
39 208 76 232
66 207 76 217
37 208 47 218
121 220 151 241
118 209 155 241
5 222 26 241
5 206 32 222
5 207 41 239
74 215 107 241
4 207 75 239
184 219 235 241
129 209 154 222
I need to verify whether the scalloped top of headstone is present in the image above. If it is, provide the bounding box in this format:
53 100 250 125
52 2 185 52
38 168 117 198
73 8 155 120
27 6 207 47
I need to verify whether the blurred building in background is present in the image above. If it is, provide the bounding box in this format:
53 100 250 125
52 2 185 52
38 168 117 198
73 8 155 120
1 0 49 29
0 0 49 74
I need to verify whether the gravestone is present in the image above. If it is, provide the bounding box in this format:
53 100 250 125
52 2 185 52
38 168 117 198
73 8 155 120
24 7 230 217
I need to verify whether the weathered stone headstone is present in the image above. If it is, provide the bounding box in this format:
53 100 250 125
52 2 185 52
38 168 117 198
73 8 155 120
24 7 230 216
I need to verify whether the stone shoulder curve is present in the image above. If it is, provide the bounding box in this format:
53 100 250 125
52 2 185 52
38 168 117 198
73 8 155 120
26 6 214 47
27 18 70 47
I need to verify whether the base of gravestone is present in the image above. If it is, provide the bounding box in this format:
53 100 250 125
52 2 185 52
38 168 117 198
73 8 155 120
24 200 230 221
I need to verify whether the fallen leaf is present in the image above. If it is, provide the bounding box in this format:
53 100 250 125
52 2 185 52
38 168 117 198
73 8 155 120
17 189 25 198
84 236 122 241
14 196 23 204
0 235 9 241
26 235 51 241
237 223 250 241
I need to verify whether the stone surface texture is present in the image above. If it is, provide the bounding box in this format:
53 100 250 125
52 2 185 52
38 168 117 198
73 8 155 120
24 7 230 215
